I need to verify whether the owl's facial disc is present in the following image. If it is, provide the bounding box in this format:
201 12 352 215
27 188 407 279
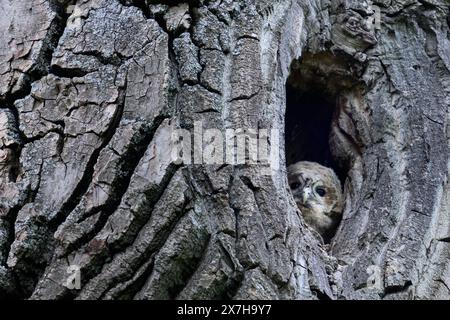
290 178 322 209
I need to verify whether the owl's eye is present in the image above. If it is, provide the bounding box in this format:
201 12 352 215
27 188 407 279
316 187 326 197
290 182 300 190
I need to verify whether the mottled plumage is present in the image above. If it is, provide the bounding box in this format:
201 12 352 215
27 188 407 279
288 161 343 240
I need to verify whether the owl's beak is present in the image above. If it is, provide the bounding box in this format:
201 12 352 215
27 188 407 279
302 188 311 204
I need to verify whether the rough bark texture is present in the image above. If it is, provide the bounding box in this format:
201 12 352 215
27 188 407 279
0 0 449 300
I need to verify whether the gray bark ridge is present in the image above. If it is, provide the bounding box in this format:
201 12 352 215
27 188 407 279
0 0 449 300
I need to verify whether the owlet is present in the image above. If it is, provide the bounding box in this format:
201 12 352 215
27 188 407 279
288 161 344 241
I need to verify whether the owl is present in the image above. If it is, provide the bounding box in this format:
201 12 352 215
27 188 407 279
288 161 344 241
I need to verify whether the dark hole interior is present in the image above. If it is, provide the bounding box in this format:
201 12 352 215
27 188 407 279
285 83 346 183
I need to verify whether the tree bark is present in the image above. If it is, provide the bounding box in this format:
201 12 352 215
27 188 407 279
0 0 449 300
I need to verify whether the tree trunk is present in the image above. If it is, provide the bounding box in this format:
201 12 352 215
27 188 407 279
0 0 449 300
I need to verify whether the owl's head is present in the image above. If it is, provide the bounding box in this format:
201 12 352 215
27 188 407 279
287 161 343 218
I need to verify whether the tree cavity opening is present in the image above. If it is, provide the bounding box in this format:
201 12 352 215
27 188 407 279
285 52 364 243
